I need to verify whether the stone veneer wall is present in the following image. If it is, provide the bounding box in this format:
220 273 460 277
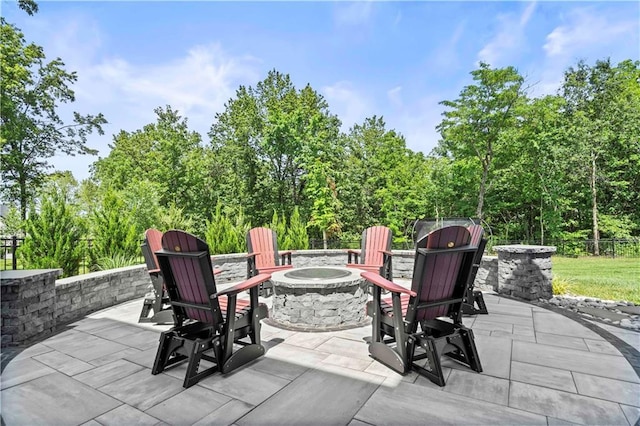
212 249 497 288
494 245 556 300
55 265 151 324
1 270 60 347
1 250 501 346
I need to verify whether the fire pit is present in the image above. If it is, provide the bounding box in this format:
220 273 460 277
268 266 369 331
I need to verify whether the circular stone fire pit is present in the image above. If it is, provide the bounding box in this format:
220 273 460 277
268 266 369 331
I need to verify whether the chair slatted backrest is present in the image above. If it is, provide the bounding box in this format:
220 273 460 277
247 227 279 268
156 230 223 326
361 226 392 265
142 228 163 271
467 224 486 264
411 226 475 321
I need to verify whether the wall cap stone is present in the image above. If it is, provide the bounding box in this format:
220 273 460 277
1 269 61 285
493 245 557 254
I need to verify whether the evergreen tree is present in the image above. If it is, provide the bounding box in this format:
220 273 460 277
89 190 140 269
19 189 84 277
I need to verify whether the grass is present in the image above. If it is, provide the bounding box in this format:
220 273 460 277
552 256 640 304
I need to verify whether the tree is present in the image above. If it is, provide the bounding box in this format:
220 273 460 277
560 59 640 253
340 116 429 241
209 70 342 227
89 190 140 269
1 20 106 220
436 62 527 220
91 106 219 234
18 187 84 277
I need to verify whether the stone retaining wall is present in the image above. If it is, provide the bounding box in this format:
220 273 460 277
212 249 496 287
55 265 150 324
1 249 501 347
1 270 60 347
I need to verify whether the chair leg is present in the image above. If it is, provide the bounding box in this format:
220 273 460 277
138 298 154 323
182 338 219 388
444 328 483 373
152 331 187 374
472 291 488 314
412 336 447 387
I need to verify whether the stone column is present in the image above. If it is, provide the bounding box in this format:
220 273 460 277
493 245 556 301
1 269 61 347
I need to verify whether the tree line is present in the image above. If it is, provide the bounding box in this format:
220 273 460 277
2 2 639 276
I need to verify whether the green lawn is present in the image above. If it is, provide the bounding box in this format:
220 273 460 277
552 256 640 304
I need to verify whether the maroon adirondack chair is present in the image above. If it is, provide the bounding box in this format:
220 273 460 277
362 225 482 386
139 228 175 324
152 230 270 388
346 226 393 280
140 229 224 324
246 227 293 295
462 224 489 315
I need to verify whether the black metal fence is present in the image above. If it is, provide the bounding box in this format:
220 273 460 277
2 236 639 272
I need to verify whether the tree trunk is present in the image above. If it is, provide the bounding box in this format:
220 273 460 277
591 151 600 256
322 229 328 250
476 162 489 220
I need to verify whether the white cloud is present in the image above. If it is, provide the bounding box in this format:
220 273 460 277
544 7 637 58
333 1 374 27
387 94 444 155
16 13 261 180
531 6 639 97
477 2 537 66
322 81 371 132
431 21 466 71
387 86 403 109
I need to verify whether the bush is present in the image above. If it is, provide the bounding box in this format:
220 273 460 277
552 276 573 296
19 190 85 277
205 202 249 254
283 207 309 250
95 253 140 270
89 190 141 269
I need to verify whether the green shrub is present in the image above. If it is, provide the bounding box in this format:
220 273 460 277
552 276 573 296
19 190 85 277
89 190 141 269
283 207 309 250
205 202 249 254
270 210 287 248
95 254 140 270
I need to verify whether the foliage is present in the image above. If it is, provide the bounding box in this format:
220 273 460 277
157 203 196 233
1 204 23 237
94 254 140 271
204 202 249 255
436 62 526 220
18 188 84 277
551 277 572 296
89 190 140 269
209 70 342 227
269 210 287 248
0 20 106 220
283 207 309 250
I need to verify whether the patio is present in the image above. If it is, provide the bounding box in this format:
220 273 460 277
1 283 639 426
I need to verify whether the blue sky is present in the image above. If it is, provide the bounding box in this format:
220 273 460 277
4 1 639 181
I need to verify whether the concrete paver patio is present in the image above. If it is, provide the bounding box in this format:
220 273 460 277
2 287 639 426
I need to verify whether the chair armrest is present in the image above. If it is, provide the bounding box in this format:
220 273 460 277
213 273 272 298
361 272 416 297
279 251 293 265
381 250 394 256
213 268 222 275
147 268 161 274
347 249 361 264
246 252 259 259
